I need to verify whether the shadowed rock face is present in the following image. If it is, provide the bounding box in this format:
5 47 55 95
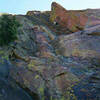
0 52 33 100
0 78 33 100
50 2 88 33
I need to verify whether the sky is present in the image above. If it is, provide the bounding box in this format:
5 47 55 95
0 0 100 14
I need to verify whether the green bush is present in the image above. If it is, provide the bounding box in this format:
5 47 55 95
0 15 20 46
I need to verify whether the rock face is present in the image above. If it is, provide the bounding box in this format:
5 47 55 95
0 48 33 100
10 55 100 100
53 27 100 58
10 57 80 100
9 15 100 100
9 22 79 100
50 2 88 33
55 33 100 58
1 2 100 100
0 78 33 100
50 2 100 35
86 9 100 17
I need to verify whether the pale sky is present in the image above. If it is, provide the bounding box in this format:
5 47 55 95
0 0 100 14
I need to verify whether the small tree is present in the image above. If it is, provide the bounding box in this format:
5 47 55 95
0 15 20 46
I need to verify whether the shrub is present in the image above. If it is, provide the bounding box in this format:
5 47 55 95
0 15 20 46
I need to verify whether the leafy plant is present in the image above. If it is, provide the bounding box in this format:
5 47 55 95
0 15 20 46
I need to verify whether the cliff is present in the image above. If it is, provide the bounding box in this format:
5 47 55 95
0 2 100 100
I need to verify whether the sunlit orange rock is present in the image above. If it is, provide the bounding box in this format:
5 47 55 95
50 2 88 33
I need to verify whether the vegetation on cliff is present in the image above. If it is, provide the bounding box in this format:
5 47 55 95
0 15 20 46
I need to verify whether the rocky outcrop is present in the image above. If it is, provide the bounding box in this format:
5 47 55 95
9 20 79 99
8 15 100 100
49 2 100 35
10 52 100 100
0 48 33 100
0 78 33 100
86 9 100 17
53 26 100 58
27 11 41 16
10 57 80 100
1 3 100 100
50 2 88 33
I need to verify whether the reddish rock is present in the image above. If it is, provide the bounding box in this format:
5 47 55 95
50 2 88 33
